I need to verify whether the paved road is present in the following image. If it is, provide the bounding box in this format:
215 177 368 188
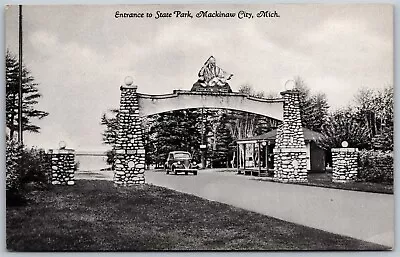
75 169 394 247
144 169 394 247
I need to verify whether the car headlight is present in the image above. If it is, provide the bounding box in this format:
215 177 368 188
193 161 196 165
177 161 181 165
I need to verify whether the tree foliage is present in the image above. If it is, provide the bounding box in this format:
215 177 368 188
100 109 119 166
294 76 329 132
353 85 393 150
209 113 235 167
358 150 393 184
6 50 49 138
146 109 202 166
225 84 279 140
6 137 50 205
311 84 393 151
317 108 371 150
100 109 119 146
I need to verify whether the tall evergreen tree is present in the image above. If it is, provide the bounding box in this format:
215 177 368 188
6 50 48 138
147 109 202 166
212 113 234 167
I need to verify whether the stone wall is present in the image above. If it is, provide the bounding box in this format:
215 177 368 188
273 90 308 182
114 84 146 185
331 148 358 183
48 149 75 185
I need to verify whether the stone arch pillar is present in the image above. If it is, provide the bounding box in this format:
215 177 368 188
114 83 145 185
273 90 308 182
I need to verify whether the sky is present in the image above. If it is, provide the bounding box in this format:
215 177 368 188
4 4 393 151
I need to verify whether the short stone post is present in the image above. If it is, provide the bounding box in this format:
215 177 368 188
114 78 145 185
48 148 75 185
332 148 358 183
273 89 308 182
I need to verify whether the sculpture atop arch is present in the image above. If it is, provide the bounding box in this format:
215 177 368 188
191 56 233 93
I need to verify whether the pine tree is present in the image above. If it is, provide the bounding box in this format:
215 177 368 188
147 109 202 165
6 50 49 138
213 113 234 167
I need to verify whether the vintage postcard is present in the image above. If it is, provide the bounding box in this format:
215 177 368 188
5 4 394 251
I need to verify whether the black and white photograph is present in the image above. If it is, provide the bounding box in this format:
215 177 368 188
4 3 394 251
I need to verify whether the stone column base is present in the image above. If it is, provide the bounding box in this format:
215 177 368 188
273 147 308 183
114 150 145 185
332 148 358 183
48 148 75 186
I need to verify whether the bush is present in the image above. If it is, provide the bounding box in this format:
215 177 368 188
19 147 51 189
358 150 393 184
6 139 23 204
6 138 51 205
371 125 394 151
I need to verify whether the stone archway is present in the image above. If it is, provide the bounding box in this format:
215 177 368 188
137 90 283 119
113 80 308 185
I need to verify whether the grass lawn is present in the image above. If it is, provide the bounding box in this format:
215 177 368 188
246 171 393 194
306 173 393 194
7 180 389 251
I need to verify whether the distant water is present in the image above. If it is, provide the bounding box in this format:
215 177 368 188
75 155 110 171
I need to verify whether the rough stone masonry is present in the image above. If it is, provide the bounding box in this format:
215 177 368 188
114 84 146 185
48 148 75 185
273 90 308 182
331 148 358 183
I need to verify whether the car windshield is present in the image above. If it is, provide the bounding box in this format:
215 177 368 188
174 153 191 159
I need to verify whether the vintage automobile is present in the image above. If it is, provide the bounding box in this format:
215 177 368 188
164 151 198 175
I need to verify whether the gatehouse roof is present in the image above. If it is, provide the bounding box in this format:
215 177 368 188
237 127 323 143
